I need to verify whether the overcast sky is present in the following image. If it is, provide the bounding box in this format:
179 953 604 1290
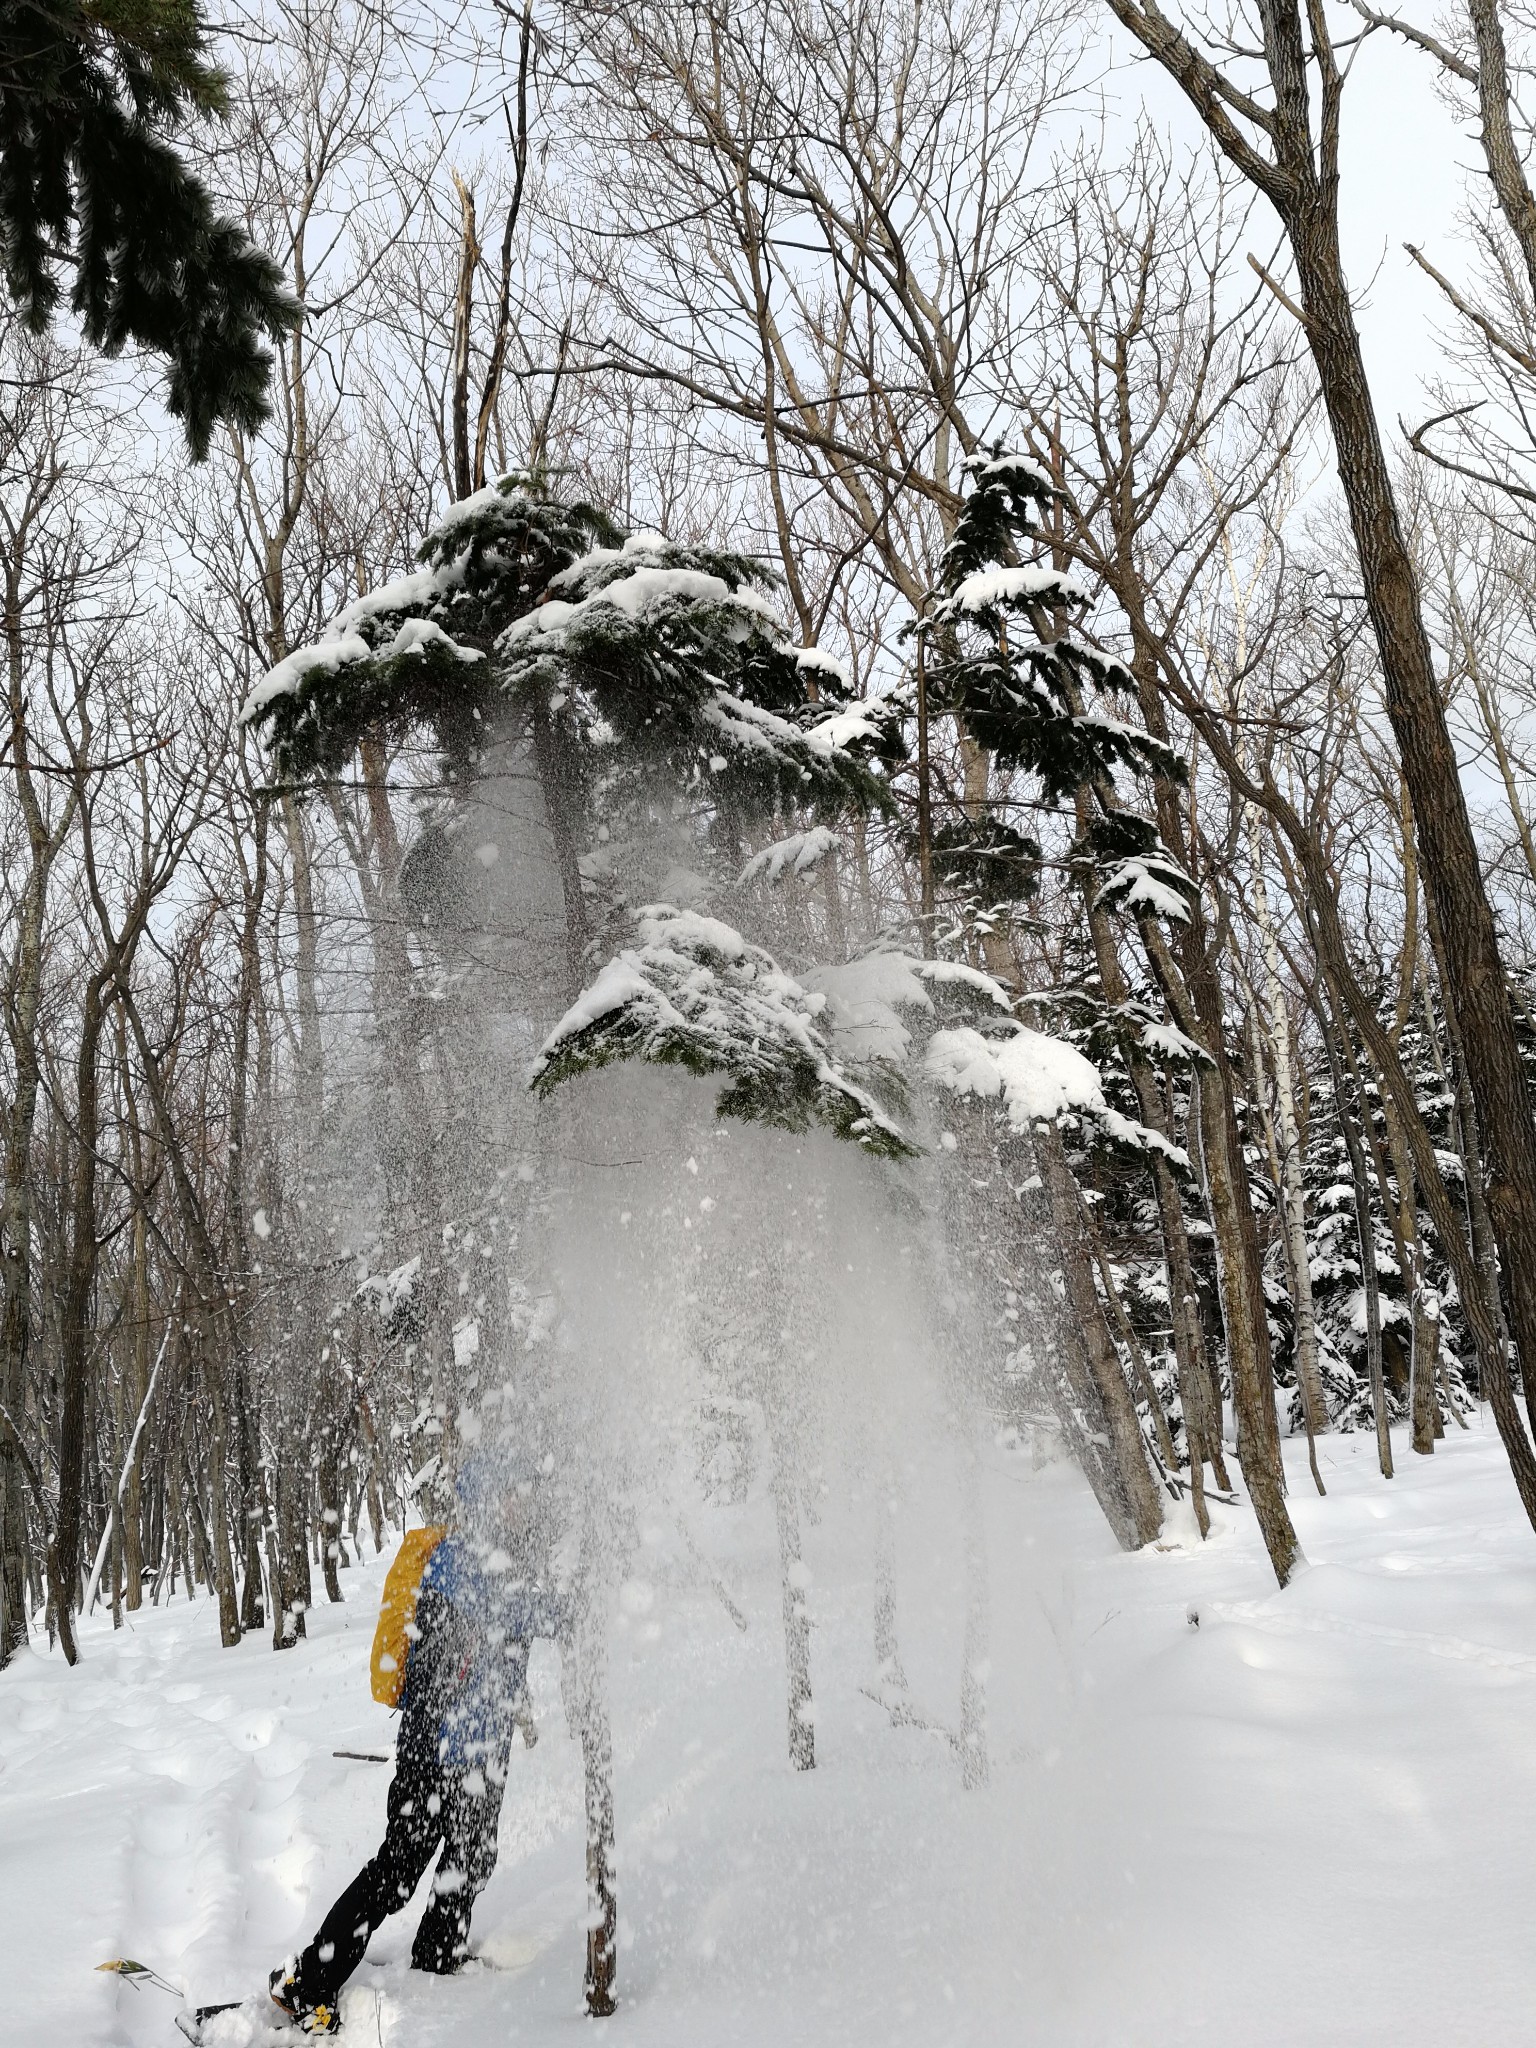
1105 19 1473 440
1097 21 1529 819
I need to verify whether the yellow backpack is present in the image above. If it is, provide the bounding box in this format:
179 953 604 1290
370 1525 446 1706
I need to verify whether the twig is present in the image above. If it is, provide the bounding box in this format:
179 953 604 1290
1247 252 1310 327
1403 242 1536 374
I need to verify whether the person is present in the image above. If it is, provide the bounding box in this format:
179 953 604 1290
269 1459 565 2034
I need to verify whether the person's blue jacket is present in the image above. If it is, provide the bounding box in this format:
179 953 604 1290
401 1531 566 1772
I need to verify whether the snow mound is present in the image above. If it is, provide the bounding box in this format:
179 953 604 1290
9 1433 1536 2047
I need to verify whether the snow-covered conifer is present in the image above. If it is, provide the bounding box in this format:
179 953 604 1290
920 451 1183 826
243 478 888 824
530 906 913 1157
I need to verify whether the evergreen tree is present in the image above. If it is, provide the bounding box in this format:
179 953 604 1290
245 475 897 1146
1300 1083 1396 1432
920 451 1187 840
0 0 299 454
901 447 1211 1517
1297 1004 1473 1433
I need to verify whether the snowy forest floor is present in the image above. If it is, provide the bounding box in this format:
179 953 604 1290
4 1423 1533 2048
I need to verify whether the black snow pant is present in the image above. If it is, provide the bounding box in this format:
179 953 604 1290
292 1719 510 2006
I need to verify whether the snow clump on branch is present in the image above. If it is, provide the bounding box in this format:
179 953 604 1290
530 905 915 1158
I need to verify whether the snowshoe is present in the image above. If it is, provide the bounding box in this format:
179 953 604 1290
269 1966 342 2035
173 2004 242 2045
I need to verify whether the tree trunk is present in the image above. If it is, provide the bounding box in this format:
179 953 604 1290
235 1366 266 1633
1377 1084 1440 1457
1299 877 1536 1508
1038 1125 1164 1546
1092 628 1295 1572
770 1418 815 1771
1139 922 1301 1583
1079 1184 1181 1480
272 1435 311 1646
1109 0 1536 1538
225 800 268 1635
356 1388 387 1554
563 1580 617 2017
1422 887 1512 1390
54 973 113 1609
1242 996 1325 1495
0 857 48 1665
317 1435 344 1606
202 1345 242 1650
1244 819 1329 1456
0 558 79 1666
1274 21 1536 1457
123 1197 150 1609
957 1434 989 1788
449 174 479 504
0 1402 76 1662
1075 828 1224 1507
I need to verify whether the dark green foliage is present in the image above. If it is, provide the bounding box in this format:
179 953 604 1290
912 445 1185 925
502 575 879 821
1092 844 1199 922
937 449 1056 583
1082 809 1159 865
398 819 474 930
1296 1005 1474 1429
249 477 892 830
258 635 491 785
930 815 1043 908
420 483 621 637
0 0 300 455
925 638 1182 795
246 478 905 1160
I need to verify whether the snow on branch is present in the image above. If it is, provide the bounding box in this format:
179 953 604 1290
936 563 1091 619
238 475 897 820
924 1024 1191 1171
1093 851 1199 925
499 537 776 652
737 827 843 887
1139 1019 1212 1067
240 574 484 723
784 644 853 694
915 960 1016 1012
806 692 901 757
530 906 916 1158
804 951 1015 1064
241 631 372 721
240 615 485 724
1092 1106 1192 1172
357 1254 421 1318
925 1025 1103 1122
961 448 1055 494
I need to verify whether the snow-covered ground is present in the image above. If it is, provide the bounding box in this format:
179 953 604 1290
5 1422 1534 2047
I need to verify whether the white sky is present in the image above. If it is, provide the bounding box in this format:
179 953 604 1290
1090 18 1536 847
1325 35 1470 430
1104 18 1473 439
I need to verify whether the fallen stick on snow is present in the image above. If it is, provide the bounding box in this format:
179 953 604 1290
672 1511 749 1632
858 1684 959 1753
